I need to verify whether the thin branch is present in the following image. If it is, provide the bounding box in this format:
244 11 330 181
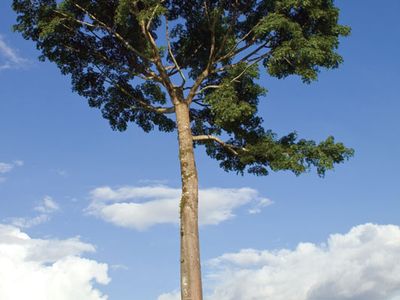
72 3 153 63
192 101 210 109
54 10 96 28
113 81 175 114
191 98 210 107
212 45 270 76
238 41 270 63
139 20 176 97
216 18 264 63
214 1 239 59
59 22 163 83
186 69 210 104
193 135 249 156
93 63 174 114
230 54 268 82
146 4 161 30
165 16 186 87
196 84 223 94
197 52 269 95
185 6 218 105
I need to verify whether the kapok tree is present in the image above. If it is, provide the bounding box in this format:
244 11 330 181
13 1 353 299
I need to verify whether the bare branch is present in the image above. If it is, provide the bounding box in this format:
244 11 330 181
193 135 249 156
139 21 176 97
192 99 210 107
146 4 161 30
186 69 210 105
165 16 186 87
196 84 223 94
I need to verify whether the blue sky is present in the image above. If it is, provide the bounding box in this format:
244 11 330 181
0 1 400 300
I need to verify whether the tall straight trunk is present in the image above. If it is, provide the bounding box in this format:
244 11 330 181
175 100 203 300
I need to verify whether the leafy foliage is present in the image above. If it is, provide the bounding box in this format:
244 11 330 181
13 0 353 176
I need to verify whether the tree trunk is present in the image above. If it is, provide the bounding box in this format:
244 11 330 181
175 100 203 300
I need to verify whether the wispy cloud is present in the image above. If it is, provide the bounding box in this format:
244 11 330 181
110 264 129 271
0 160 24 183
0 160 24 174
34 195 60 214
9 214 50 229
248 198 273 214
0 35 29 71
0 224 109 299
0 163 13 174
8 196 60 229
87 185 272 231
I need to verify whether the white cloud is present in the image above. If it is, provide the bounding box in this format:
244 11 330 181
197 223 400 300
88 185 271 231
0 224 110 300
0 35 28 70
35 195 60 213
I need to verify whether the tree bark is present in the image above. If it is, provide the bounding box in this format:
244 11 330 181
175 100 203 300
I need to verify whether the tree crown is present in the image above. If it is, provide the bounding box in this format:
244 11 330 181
13 0 353 176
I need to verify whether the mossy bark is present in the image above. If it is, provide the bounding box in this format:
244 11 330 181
175 100 203 300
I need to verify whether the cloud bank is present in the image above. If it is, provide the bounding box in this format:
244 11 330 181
0 224 110 300
160 223 400 300
88 185 272 230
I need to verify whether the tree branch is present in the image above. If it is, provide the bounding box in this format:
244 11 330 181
185 7 218 105
59 22 164 84
139 20 176 98
72 3 153 63
92 63 174 114
146 3 161 30
193 135 248 156
165 16 186 87
216 18 264 63
114 81 175 114
196 52 269 95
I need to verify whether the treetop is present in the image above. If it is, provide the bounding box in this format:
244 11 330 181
13 0 353 176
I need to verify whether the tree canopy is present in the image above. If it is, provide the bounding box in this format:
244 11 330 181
13 0 353 176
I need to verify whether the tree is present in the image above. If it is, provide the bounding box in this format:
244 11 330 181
13 1 353 299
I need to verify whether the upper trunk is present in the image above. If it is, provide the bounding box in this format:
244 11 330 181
175 100 203 300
